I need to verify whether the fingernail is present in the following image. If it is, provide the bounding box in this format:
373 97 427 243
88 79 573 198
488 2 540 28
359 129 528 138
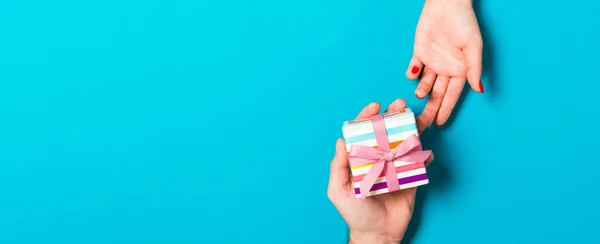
479 81 484 93
411 66 419 74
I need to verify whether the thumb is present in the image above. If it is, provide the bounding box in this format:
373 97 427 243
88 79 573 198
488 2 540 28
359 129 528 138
424 152 435 167
328 138 350 193
464 39 484 93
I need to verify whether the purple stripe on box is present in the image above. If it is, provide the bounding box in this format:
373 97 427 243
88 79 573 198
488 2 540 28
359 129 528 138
354 173 428 194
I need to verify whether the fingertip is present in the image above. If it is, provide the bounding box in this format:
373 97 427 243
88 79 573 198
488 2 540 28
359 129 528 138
386 98 407 112
415 89 425 99
410 65 420 75
397 98 407 107
467 78 482 93
367 102 381 115
356 102 381 119
425 153 434 167
406 57 423 80
368 102 381 110
406 69 420 80
330 138 350 189
335 138 346 153
434 111 452 128
334 138 349 165
465 40 483 92
466 67 482 93
434 116 446 128
415 68 437 99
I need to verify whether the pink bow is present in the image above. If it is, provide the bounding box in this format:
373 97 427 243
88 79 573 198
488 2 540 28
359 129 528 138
348 114 431 199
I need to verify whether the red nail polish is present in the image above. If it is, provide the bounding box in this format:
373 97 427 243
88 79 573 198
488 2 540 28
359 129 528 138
479 81 484 93
411 66 419 74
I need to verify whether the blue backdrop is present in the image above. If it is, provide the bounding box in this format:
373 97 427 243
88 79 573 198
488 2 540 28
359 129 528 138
1 0 599 243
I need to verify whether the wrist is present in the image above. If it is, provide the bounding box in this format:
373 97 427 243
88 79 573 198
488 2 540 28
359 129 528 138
348 231 400 244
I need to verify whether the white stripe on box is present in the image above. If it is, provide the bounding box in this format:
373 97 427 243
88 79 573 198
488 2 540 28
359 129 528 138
344 130 419 151
342 114 416 138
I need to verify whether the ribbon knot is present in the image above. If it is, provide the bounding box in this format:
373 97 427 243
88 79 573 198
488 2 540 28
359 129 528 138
381 151 396 162
348 114 431 199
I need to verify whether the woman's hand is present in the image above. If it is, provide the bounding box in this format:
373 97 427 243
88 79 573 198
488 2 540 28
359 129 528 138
406 0 483 127
327 99 433 244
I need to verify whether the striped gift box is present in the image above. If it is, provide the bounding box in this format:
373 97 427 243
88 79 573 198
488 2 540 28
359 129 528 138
341 108 429 198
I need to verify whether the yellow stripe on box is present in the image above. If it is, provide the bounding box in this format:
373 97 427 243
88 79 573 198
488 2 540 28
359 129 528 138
351 162 375 170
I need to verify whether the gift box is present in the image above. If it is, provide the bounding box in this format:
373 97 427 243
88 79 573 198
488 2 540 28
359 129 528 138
341 108 431 198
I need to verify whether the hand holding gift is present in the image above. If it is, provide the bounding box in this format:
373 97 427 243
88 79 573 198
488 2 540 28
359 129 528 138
327 99 434 244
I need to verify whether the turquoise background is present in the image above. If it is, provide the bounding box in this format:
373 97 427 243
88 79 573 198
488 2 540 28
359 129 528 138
1 0 599 243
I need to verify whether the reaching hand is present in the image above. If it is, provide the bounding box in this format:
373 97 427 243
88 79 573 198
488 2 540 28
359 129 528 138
406 0 483 127
327 99 434 244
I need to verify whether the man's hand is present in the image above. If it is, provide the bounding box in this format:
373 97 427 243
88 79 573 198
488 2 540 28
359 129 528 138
327 99 433 244
406 0 483 127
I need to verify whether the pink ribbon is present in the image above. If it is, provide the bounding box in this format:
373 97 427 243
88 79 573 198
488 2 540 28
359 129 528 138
348 114 431 199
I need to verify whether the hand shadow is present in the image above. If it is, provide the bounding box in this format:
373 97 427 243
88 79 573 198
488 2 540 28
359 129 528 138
402 1 496 242
400 128 454 244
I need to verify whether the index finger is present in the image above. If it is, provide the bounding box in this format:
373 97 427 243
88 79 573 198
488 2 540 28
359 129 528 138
435 76 466 126
418 75 449 130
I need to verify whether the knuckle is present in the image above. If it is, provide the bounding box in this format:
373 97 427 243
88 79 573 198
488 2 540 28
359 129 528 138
451 64 467 76
327 187 335 200
419 113 435 127
327 185 340 200
418 82 432 91
431 90 445 98
423 84 433 92
439 100 457 115
414 48 426 59
423 69 436 76
446 88 461 98
423 105 438 116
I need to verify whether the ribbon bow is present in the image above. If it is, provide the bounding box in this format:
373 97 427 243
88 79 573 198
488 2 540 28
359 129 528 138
348 114 431 199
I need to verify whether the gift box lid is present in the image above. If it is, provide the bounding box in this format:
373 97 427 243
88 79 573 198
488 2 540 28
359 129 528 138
341 108 417 143
342 108 414 127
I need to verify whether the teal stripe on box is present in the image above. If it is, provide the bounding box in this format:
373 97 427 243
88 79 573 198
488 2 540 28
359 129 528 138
344 123 417 144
